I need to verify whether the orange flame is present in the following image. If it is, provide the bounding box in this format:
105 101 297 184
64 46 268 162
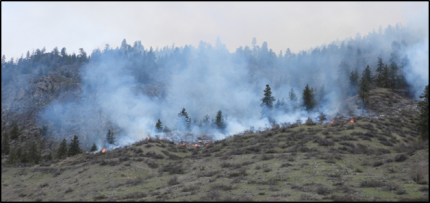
193 144 199 147
179 143 187 147
147 137 150 141
205 143 211 146
350 119 354 123
101 148 106 153
331 120 334 124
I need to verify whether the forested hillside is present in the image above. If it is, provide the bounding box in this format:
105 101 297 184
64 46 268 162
1 23 428 165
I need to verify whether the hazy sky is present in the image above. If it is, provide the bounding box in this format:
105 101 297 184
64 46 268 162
2 2 428 60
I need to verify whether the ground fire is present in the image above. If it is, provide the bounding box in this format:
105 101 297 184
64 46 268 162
101 148 106 153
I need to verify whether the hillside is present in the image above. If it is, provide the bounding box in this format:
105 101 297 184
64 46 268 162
1 88 428 201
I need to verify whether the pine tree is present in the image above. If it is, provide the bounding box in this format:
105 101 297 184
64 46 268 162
358 76 370 108
362 65 373 85
261 84 276 108
177 108 191 130
20 150 29 163
388 62 399 89
90 143 98 152
349 69 359 88
302 84 315 111
6 147 17 164
57 138 68 159
106 129 115 145
416 85 429 140
29 142 41 164
10 121 19 140
155 119 163 132
215 110 226 130
68 135 82 156
289 88 297 101
318 112 327 124
2 133 10 155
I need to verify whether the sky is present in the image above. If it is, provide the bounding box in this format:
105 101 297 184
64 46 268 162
1 2 428 60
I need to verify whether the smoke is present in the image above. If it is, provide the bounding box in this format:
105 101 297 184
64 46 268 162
27 23 428 150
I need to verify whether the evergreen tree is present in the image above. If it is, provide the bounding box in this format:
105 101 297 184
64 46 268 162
155 119 163 132
90 143 98 152
177 108 191 130
302 84 316 111
215 110 226 130
362 65 373 84
376 57 384 74
317 85 326 106
78 48 87 63
106 129 115 145
200 114 211 128
29 142 41 164
20 150 29 163
6 147 17 164
318 112 327 124
388 62 399 89
416 85 429 140
261 84 276 108
10 121 20 140
68 135 82 156
289 88 297 102
358 76 370 108
349 69 359 88
2 133 10 155
57 138 68 159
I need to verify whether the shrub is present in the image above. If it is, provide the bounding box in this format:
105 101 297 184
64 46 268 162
167 176 180 186
316 186 331 195
411 166 428 185
394 154 408 162
373 161 384 167
359 180 384 187
211 183 234 191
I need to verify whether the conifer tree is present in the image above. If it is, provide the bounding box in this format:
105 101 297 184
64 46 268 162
358 76 370 108
289 88 297 102
2 133 10 155
20 150 29 163
106 129 115 145
10 121 19 140
68 135 82 156
362 65 373 84
155 119 163 132
417 85 429 140
349 69 359 88
177 108 191 130
90 143 98 152
57 138 68 159
261 84 276 108
302 84 315 111
29 142 41 164
388 62 399 89
6 147 17 164
215 110 226 130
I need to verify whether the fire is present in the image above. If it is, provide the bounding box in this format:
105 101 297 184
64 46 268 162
204 143 211 146
147 137 150 141
331 120 334 124
350 119 354 123
193 143 199 147
179 143 187 147
101 148 106 153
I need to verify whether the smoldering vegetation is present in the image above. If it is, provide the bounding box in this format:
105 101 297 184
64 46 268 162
1 23 428 151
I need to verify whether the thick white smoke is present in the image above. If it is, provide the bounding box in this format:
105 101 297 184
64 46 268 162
36 23 428 151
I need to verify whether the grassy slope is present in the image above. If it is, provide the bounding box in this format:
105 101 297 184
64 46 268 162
1 88 429 201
